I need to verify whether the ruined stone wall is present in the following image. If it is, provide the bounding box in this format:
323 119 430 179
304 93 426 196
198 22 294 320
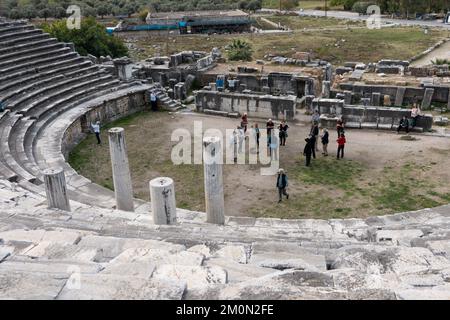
195 90 297 120
314 98 434 131
61 92 146 158
339 83 450 105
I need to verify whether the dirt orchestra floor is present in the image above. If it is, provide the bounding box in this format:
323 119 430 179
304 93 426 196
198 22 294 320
69 110 450 219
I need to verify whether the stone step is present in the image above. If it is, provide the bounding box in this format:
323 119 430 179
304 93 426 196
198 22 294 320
0 38 58 55
0 61 93 95
0 63 98 103
20 84 142 184
7 70 107 110
0 270 68 299
0 52 80 82
23 82 127 179
0 48 74 74
0 28 42 42
0 23 30 34
26 78 120 119
17 75 115 116
0 114 20 182
56 273 186 300
0 41 65 63
1 115 38 183
0 56 86 85
0 32 49 47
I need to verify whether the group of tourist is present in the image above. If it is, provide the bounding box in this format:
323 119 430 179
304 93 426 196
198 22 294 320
302 116 346 167
231 114 290 162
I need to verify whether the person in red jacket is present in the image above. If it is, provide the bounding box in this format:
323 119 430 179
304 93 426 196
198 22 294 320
336 133 346 159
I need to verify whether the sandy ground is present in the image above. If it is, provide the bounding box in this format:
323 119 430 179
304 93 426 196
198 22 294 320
72 110 450 218
162 112 450 217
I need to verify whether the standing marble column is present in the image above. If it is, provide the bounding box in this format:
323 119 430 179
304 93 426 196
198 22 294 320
322 81 331 98
203 136 225 225
149 177 177 225
108 127 134 212
43 168 70 211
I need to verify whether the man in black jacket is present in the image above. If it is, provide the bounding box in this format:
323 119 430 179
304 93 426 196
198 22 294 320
303 136 314 167
397 116 410 134
276 168 289 203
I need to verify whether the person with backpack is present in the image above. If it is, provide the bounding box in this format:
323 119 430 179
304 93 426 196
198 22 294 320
276 168 289 203
321 128 329 156
336 133 346 159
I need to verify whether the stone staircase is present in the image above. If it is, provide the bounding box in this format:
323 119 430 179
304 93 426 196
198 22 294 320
150 84 184 111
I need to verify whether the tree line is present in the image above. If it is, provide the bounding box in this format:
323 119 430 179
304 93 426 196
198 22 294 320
331 0 450 15
0 0 263 20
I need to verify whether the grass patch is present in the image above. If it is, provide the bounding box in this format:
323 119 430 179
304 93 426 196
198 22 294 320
121 26 448 65
290 157 364 190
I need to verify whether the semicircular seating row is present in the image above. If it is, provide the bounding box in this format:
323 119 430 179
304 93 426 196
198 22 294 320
0 19 152 208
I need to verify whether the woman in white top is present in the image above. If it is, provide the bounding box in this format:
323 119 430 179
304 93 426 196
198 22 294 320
411 104 421 128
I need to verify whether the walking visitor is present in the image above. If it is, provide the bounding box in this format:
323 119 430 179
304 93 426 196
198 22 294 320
321 128 329 156
276 168 289 203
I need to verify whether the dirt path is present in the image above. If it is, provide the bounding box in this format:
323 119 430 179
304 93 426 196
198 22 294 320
411 40 450 67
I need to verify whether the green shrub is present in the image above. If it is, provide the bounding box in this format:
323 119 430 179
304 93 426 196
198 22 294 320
41 17 128 58
227 39 253 61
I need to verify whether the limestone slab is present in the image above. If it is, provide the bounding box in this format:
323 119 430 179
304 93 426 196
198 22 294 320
76 235 185 261
57 274 186 300
152 265 227 288
110 248 204 266
0 245 13 262
0 271 68 300
213 245 248 264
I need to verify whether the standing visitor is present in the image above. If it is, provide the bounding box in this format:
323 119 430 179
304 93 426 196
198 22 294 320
91 121 101 145
238 126 245 154
241 113 248 133
266 118 275 135
337 119 344 137
150 92 158 111
303 136 313 167
276 169 289 203
278 120 289 146
309 133 317 159
269 130 279 160
321 128 329 156
336 133 346 159
311 122 319 152
312 110 320 124
231 128 238 163
253 123 260 153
